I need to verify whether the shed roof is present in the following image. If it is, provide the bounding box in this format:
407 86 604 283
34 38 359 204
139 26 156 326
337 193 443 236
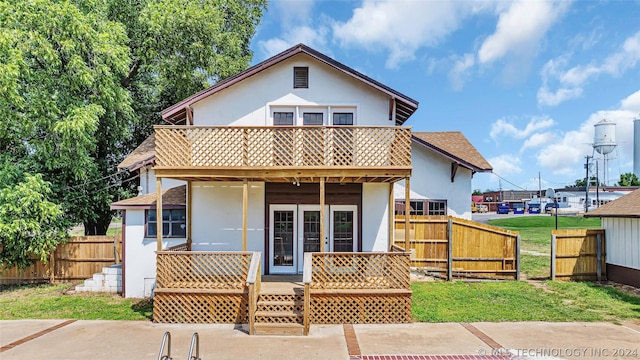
584 188 640 218
118 134 155 171
412 132 493 173
110 185 186 210
161 43 419 125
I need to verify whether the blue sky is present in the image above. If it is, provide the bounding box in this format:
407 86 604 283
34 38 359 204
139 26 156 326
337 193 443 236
249 0 640 192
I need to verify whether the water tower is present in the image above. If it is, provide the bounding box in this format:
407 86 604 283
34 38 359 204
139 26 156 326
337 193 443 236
593 119 617 186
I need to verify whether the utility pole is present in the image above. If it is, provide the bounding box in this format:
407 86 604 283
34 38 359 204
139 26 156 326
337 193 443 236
596 160 599 208
585 156 591 212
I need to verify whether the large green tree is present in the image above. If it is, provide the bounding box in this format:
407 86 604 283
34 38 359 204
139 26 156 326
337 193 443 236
0 0 266 268
615 172 640 186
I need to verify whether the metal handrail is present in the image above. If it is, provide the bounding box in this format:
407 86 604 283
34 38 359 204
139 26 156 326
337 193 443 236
187 332 200 360
157 331 172 360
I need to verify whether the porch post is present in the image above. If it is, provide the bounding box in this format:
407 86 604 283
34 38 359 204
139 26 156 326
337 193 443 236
389 182 395 250
156 178 162 252
242 179 248 252
187 180 192 251
320 177 325 252
404 177 410 250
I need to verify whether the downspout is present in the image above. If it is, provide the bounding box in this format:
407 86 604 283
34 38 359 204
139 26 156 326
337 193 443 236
121 210 126 297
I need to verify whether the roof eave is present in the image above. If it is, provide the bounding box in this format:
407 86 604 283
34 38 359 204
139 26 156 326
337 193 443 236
412 136 492 173
161 44 419 124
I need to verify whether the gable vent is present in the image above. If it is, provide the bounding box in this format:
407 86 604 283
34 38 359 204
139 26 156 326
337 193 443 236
294 67 309 88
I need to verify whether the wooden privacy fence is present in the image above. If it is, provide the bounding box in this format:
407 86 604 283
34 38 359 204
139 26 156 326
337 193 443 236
0 235 122 285
551 229 606 281
303 251 412 334
394 215 520 280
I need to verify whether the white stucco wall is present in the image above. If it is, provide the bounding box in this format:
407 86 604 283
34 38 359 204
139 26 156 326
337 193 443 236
603 217 640 270
362 183 391 252
123 210 186 298
190 182 266 265
191 54 394 127
395 143 473 219
141 167 184 194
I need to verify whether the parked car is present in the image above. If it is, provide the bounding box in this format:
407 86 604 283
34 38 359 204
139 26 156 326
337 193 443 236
476 204 488 213
497 203 510 214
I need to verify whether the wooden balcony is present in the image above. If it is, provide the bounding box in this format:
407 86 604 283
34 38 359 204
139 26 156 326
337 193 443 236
153 125 412 182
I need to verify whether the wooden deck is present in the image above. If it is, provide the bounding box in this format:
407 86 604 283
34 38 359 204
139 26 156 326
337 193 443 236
153 125 412 183
153 251 412 336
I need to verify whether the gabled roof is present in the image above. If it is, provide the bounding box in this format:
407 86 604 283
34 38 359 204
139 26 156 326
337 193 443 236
161 43 419 125
412 132 493 173
110 185 186 210
118 134 155 171
584 188 640 218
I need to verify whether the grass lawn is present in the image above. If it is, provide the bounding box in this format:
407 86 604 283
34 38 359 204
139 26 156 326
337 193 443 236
2 279 638 324
412 280 640 323
488 216 601 279
0 283 152 320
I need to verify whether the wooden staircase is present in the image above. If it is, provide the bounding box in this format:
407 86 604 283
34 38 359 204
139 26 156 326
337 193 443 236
253 276 305 336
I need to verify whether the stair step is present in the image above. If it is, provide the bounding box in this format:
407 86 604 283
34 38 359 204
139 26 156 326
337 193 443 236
258 300 304 306
253 323 305 336
254 310 303 318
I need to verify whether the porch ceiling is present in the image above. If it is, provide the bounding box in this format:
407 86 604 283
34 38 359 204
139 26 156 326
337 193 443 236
153 167 411 183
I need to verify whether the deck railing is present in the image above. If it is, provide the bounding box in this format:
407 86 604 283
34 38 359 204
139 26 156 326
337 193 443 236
246 252 262 335
154 125 412 169
153 251 253 323
303 252 412 330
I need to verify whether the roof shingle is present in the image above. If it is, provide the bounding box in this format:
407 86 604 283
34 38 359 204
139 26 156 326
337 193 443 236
584 188 640 218
118 134 156 171
110 185 186 210
412 132 493 173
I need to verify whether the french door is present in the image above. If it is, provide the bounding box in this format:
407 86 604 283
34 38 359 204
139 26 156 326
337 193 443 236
269 204 357 274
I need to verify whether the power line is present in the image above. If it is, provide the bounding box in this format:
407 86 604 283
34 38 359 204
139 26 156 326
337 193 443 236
490 172 527 191
64 171 124 190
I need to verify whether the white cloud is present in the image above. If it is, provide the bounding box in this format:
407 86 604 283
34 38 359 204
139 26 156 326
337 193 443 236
488 154 523 177
478 0 570 64
490 116 555 140
448 53 475 91
256 1 332 59
521 131 557 152
536 128 591 176
538 31 640 107
332 0 486 69
620 89 640 112
257 25 331 58
537 86 583 107
534 93 639 182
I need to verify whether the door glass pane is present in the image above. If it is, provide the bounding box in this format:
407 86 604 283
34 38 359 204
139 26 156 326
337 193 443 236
303 211 320 252
273 211 294 266
333 211 353 252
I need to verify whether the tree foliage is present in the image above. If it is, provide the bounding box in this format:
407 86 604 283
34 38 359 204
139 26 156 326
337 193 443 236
0 173 67 269
0 0 266 268
616 172 640 186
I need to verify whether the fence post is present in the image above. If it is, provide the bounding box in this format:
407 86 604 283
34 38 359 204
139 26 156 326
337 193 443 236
515 235 521 280
596 233 602 282
447 218 453 281
49 252 55 283
113 235 119 264
550 234 557 281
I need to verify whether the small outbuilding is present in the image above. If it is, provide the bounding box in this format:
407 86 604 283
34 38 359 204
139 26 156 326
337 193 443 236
584 188 640 287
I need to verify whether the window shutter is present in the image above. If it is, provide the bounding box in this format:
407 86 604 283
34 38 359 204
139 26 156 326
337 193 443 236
294 67 309 88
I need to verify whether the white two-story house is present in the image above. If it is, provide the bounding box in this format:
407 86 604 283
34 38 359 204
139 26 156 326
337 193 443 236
112 44 491 298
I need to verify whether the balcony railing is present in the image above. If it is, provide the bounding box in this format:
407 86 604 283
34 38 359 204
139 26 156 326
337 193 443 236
154 126 412 171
